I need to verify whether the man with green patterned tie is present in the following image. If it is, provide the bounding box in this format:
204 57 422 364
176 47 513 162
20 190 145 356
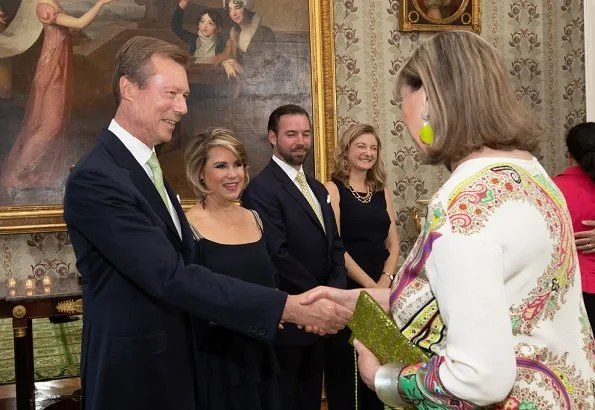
63 39 351 410
242 104 347 410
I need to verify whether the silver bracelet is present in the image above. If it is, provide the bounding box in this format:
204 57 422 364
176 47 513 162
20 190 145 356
374 363 407 408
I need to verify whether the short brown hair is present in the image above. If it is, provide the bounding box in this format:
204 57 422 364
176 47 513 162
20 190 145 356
184 128 250 202
331 123 386 192
112 36 189 104
395 31 541 168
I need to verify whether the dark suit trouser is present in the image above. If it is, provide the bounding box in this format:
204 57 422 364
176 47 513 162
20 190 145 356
274 339 325 410
324 329 385 410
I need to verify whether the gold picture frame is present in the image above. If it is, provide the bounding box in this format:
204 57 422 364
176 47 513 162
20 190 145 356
399 0 481 33
0 0 337 234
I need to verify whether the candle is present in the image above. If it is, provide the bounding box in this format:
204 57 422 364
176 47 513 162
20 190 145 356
6 278 16 288
43 286 51 294
42 276 52 286
25 289 33 297
8 289 16 297
24 279 34 290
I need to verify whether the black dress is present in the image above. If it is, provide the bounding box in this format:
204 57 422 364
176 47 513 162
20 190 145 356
191 211 280 410
326 178 390 410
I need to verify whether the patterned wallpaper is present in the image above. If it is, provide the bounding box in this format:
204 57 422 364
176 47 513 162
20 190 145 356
0 0 586 278
333 0 585 260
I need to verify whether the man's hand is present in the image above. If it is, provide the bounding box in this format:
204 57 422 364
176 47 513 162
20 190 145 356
300 286 361 311
575 220 595 254
354 339 381 390
282 292 352 336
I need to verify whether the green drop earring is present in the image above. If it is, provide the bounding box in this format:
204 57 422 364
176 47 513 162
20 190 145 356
420 110 434 145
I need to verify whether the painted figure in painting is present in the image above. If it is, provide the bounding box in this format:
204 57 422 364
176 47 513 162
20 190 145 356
221 0 276 81
171 0 233 65
0 0 112 189
423 0 462 20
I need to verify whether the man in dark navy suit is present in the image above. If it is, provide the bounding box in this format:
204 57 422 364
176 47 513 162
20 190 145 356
63 38 350 410
242 104 347 410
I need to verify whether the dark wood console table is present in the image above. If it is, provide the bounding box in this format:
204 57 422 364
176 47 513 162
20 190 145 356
0 278 82 410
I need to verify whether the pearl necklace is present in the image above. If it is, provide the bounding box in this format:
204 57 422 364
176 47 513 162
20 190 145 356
347 183 373 203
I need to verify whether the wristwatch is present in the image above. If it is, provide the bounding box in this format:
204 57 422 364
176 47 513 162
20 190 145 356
382 272 395 281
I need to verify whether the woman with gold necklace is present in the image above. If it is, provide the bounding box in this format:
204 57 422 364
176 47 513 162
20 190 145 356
323 123 399 410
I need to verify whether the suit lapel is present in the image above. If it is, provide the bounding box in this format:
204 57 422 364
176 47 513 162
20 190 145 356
165 181 195 257
99 130 180 240
268 161 326 234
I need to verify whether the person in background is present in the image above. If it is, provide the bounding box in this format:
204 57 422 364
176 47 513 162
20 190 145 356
242 104 347 410
171 0 232 65
552 121 595 330
305 30 594 409
323 123 399 410
184 128 282 409
64 36 350 410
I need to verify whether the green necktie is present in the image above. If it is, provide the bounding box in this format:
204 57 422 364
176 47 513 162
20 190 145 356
295 171 325 232
146 152 170 211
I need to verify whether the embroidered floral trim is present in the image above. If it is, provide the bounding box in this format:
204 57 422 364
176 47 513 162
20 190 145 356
447 164 576 335
578 301 595 370
399 356 476 409
495 343 593 410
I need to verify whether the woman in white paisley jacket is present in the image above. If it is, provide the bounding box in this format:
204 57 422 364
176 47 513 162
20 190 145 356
306 30 594 409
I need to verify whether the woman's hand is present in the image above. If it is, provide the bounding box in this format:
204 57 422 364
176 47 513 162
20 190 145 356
99 0 114 5
354 339 381 390
575 220 595 254
222 59 243 80
0 10 7 25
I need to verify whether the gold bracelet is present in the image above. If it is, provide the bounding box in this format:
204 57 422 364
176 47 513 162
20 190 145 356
374 363 407 407
382 271 395 281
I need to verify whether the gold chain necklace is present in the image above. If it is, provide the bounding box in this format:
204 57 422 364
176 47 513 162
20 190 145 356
347 183 373 203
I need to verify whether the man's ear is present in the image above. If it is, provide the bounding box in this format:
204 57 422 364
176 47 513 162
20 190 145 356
267 130 277 146
119 76 137 102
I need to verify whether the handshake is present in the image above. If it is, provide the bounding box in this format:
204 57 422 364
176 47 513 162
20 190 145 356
280 287 362 336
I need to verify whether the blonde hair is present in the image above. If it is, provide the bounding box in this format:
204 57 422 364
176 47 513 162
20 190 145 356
184 128 250 203
395 31 541 168
331 123 386 192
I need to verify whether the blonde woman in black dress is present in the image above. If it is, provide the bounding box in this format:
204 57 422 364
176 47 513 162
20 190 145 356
185 128 281 410
323 123 400 410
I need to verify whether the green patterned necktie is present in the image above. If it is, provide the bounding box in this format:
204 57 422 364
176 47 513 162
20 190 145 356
146 152 170 211
295 171 325 232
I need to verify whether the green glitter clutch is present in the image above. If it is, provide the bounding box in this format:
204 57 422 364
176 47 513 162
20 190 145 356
348 291 431 365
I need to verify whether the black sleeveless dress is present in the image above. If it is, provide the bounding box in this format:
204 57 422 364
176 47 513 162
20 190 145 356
191 211 280 410
334 178 390 289
325 178 391 410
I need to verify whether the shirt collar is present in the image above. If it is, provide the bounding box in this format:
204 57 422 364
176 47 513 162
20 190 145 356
109 119 155 167
272 154 303 181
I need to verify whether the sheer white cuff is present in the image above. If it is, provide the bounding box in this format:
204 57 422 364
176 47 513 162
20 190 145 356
374 363 407 408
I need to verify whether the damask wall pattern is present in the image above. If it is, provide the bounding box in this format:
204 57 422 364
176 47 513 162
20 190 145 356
333 0 585 260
